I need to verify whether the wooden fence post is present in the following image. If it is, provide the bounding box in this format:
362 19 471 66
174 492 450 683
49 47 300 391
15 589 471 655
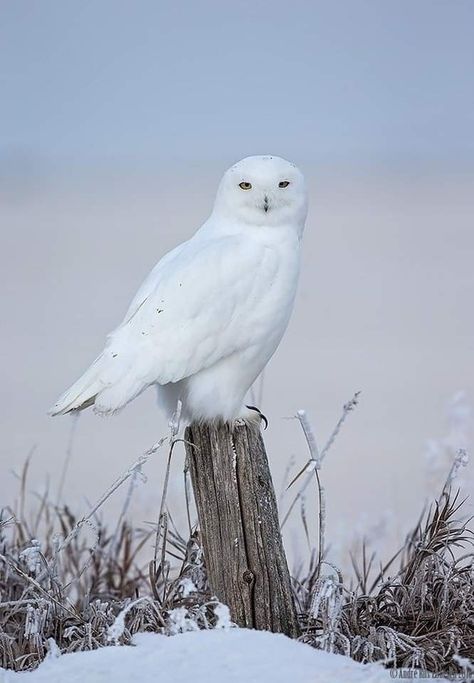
184 422 300 637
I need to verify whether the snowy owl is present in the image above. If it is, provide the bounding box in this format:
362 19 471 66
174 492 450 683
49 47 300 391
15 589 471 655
50 155 308 424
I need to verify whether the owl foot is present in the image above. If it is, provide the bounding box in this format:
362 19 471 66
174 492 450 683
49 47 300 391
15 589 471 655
236 404 268 430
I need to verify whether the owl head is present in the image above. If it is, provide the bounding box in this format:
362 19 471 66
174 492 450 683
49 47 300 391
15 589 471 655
213 155 308 232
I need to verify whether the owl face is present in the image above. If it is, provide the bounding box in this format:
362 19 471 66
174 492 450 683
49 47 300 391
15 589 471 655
215 155 308 229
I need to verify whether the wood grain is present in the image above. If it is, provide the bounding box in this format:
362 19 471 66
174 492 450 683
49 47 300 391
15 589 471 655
185 422 300 637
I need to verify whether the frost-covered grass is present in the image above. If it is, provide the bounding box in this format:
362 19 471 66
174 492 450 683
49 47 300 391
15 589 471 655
1 399 473 677
290 398 474 675
295 488 474 673
0 456 224 670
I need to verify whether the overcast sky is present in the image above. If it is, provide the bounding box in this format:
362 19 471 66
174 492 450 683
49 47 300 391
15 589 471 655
1 0 474 170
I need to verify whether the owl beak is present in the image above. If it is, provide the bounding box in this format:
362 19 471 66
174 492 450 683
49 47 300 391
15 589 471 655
263 196 269 213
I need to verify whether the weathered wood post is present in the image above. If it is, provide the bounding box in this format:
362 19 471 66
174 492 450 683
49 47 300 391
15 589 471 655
184 422 300 637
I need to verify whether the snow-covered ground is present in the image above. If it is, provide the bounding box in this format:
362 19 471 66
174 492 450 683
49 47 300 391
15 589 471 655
1 628 392 683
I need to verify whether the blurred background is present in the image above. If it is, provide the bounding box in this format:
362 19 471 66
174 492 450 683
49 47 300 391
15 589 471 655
1 1 473 568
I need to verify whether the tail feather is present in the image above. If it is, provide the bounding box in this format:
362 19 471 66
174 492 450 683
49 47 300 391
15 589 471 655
49 356 104 416
93 372 148 415
49 348 151 417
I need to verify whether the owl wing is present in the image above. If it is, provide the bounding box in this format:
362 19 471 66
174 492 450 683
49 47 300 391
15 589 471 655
50 233 278 415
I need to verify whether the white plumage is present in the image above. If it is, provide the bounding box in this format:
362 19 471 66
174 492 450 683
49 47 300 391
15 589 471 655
50 155 308 424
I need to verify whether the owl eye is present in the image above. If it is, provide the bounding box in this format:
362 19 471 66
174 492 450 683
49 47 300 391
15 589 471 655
239 181 252 190
279 181 290 188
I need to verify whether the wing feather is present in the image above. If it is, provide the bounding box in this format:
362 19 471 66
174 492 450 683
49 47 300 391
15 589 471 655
109 235 275 384
51 233 279 415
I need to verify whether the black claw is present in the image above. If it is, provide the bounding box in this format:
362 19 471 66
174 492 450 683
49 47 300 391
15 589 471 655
246 405 269 430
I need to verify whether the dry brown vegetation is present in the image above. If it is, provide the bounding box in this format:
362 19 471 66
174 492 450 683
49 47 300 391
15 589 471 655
0 458 222 671
296 490 474 674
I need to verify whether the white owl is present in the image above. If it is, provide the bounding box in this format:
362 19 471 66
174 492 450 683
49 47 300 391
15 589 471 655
50 155 308 424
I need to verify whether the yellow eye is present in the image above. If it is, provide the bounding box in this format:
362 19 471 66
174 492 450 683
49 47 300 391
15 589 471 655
239 181 252 190
279 181 290 188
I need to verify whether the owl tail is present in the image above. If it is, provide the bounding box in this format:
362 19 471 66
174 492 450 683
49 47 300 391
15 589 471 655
49 355 105 416
49 348 150 417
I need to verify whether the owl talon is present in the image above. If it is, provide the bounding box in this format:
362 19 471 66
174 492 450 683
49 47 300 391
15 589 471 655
245 405 268 430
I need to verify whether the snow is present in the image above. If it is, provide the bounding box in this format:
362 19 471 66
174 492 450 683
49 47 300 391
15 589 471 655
1 628 392 683
19 540 42 576
178 577 197 598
